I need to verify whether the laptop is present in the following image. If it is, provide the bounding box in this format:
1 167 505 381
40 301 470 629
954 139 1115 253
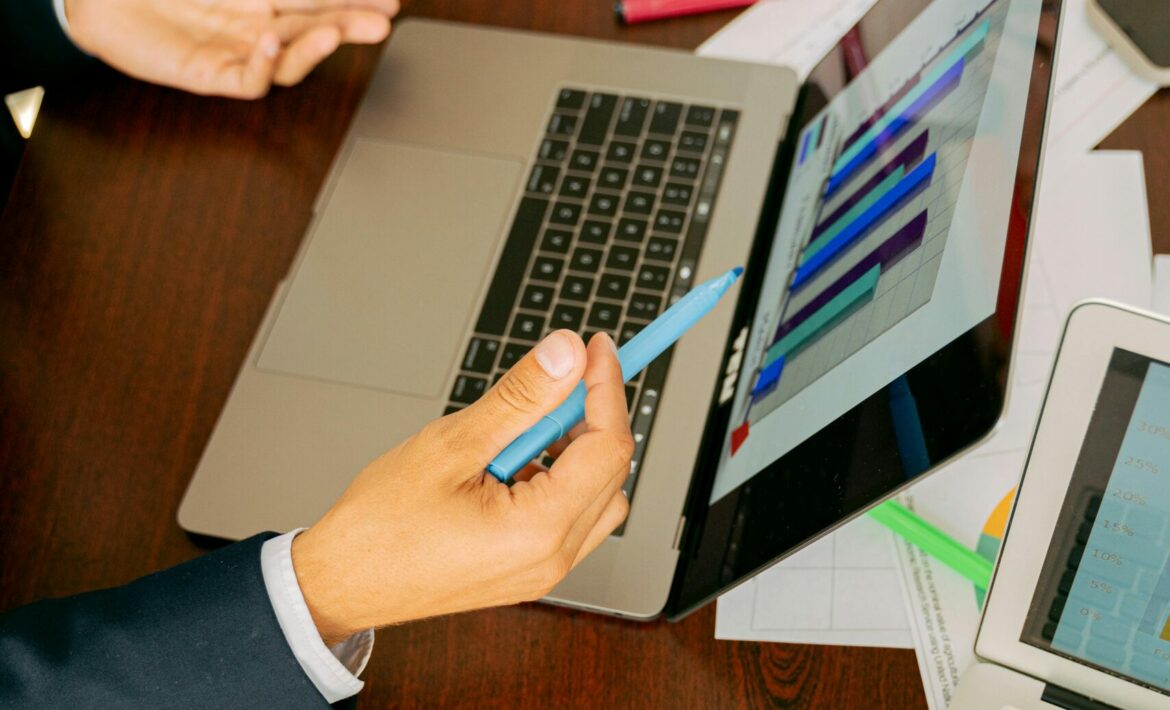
180 0 1063 620
953 301 1170 709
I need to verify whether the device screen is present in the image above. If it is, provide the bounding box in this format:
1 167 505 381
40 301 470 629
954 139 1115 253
712 0 1042 503
669 0 1059 617
1023 349 1170 694
1097 0 1170 68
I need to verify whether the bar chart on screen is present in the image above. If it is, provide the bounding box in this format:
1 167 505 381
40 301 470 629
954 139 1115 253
730 9 1003 456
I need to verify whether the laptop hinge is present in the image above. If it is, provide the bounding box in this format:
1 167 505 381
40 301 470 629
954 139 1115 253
1040 683 1119 710
672 515 687 550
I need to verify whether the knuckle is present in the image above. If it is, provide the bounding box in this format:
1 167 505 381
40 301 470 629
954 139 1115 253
420 417 465 454
493 372 543 412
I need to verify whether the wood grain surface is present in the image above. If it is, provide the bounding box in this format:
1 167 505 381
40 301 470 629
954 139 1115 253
1 1 1166 707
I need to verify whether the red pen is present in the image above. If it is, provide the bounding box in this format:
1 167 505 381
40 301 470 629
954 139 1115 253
615 0 758 24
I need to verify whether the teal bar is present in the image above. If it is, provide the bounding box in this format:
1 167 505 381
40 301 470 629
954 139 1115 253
803 167 905 262
765 264 881 367
831 19 989 175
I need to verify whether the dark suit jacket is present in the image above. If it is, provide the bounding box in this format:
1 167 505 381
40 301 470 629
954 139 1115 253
1 0 97 95
0 534 353 709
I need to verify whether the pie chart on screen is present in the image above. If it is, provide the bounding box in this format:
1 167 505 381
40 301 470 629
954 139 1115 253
975 488 1016 609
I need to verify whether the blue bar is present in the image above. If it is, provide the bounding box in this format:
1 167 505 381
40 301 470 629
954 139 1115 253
793 153 936 288
798 129 812 165
831 19 989 175
751 356 785 397
826 58 962 195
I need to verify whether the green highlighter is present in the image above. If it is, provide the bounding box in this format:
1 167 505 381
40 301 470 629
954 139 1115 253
868 499 994 590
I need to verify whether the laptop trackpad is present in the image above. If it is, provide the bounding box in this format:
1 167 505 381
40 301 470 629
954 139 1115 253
258 139 521 396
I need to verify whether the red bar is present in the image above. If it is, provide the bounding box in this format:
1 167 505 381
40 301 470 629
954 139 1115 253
617 0 758 24
730 421 750 456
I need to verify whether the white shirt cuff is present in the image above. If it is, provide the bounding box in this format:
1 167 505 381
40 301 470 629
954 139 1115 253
52 0 70 33
260 529 374 704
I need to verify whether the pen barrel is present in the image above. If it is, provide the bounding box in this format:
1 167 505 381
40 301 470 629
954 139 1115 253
485 386 586 481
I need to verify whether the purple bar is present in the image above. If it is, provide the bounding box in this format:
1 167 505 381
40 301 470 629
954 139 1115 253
776 211 928 341
838 72 922 157
825 59 962 198
812 130 929 240
799 128 812 165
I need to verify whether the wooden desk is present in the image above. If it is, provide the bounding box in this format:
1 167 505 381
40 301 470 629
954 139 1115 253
1 2 1166 706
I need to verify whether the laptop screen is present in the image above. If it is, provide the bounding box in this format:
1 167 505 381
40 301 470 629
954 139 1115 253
1023 350 1170 694
669 0 1059 616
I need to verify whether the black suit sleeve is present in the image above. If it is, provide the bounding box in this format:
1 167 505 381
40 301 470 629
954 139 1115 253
0 0 98 94
0 533 345 709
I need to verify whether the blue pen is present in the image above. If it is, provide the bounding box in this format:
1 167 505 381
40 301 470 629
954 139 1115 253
487 266 744 481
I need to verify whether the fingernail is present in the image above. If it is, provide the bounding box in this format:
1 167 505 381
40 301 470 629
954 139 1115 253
534 331 575 379
605 332 618 355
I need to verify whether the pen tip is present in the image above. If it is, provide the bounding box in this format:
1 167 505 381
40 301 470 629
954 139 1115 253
732 266 744 278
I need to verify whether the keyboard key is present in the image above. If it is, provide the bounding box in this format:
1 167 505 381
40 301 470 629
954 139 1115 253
511 313 546 341
527 164 559 194
617 218 648 243
570 149 600 173
654 209 686 233
579 93 618 145
598 273 631 300
598 166 629 190
614 97 651 137
625 385 637 413
475 197 547 335
637 265 671 291
662 182 693 207
444 405 463 416
589 193 618 217
520 284 554 310
580 220 611 244
607 141 636 163
630 292 662 319
619 321 643 344
560 175 590 199
451 375 488 404
548 113 578 136
588 302 622 329
461 338 500 373
556 88 586 110
539 139 569 162
670 156 702 180
685 105 716 128
530 256 564 282
549 202 581 225
493 372 504 385
540 229 571 253
570 247 602 273
551 304 585 331
641 139 671 161
625 192 654 214
633 165 663 189
679 131 708 153
499 343 530 369
607 246 639 270
649 101 682 135
645 237 678 261
561 275 594 301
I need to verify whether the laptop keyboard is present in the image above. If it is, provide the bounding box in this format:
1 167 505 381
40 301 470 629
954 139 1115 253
444 87 739 517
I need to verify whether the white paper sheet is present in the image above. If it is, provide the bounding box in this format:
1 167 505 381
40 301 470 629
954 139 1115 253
1045 0 1158 153
895 150 1153 709
715 515 913 647
1154 256 1170 317
698 0 879 80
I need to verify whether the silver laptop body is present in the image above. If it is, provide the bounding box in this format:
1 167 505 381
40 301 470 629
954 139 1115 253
179 19 797 618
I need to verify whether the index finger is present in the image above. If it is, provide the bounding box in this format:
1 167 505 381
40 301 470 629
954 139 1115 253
538 334 633 513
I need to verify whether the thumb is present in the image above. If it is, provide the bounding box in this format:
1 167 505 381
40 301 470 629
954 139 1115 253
448 330 586 467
